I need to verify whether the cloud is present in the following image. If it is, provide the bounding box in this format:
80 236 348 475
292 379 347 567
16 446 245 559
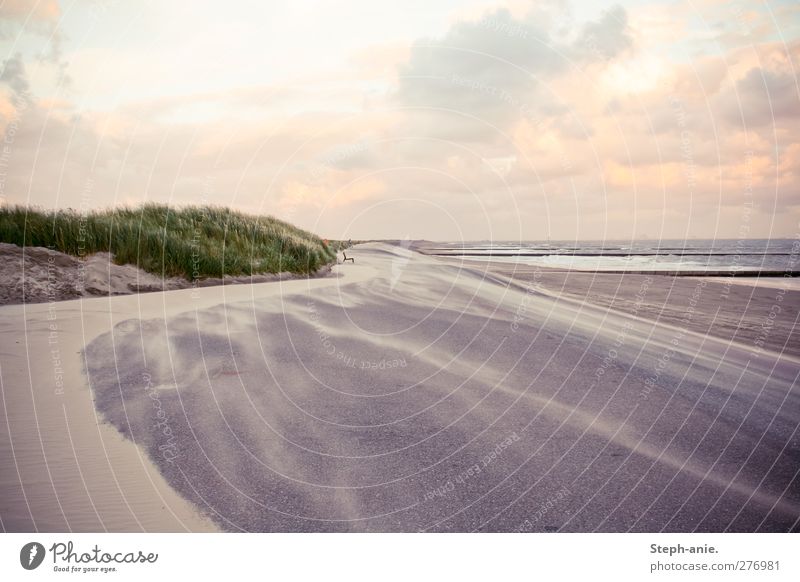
576 5 633 62
0 0 69 86
722 67 800 129
395 5 632 139
0 53 31 104
396 10 552 131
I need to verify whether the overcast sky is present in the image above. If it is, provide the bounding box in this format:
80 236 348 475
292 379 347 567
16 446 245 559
1 0 798 240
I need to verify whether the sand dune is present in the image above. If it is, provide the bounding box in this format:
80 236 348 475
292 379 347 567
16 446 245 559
2 243 798 532
0 242 331 306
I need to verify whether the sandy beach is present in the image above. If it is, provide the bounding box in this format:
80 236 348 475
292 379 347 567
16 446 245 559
1 243 798 532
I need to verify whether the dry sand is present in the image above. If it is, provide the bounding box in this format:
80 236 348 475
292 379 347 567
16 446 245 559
1 243 798 532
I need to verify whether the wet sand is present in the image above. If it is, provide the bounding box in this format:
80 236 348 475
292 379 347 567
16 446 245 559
477 264 800 358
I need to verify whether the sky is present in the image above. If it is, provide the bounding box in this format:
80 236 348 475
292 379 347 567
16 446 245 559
0 0 799 240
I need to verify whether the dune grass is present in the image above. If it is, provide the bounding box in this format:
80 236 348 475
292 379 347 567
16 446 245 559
0 204 337 279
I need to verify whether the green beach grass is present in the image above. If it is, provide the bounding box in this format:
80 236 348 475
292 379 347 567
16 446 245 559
0 204 337 279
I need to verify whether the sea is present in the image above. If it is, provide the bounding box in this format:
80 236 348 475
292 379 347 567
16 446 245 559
427 239 799 275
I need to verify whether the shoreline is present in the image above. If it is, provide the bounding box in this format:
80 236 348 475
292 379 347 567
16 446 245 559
413 241 800 279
